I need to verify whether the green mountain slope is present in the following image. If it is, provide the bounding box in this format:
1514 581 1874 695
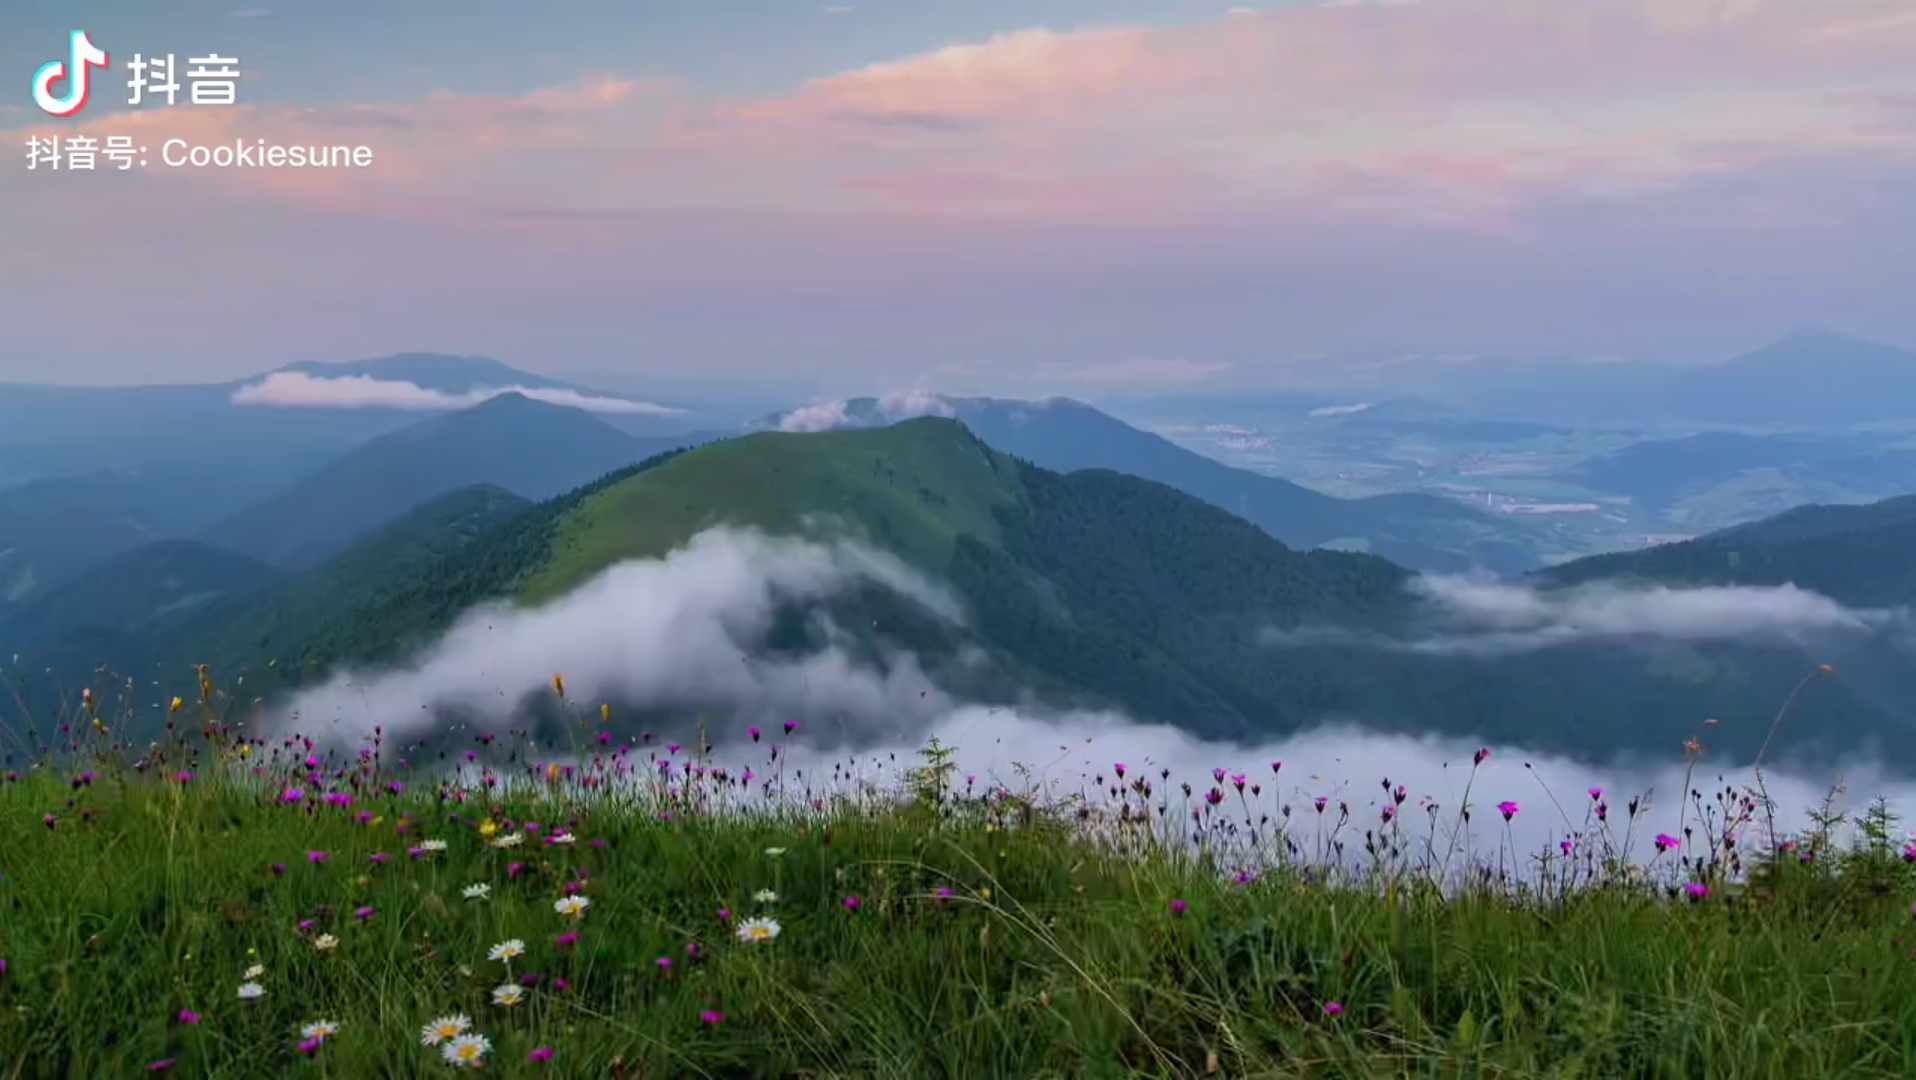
762 396 1545 575
0 541 281 647
0 472 222 607
199 394 691 571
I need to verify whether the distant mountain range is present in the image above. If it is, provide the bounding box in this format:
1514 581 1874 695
11 418 1908 766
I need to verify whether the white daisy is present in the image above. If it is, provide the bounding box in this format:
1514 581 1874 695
313 933 338 952
490 983 526 1007
553 895 590 917
490 832 524 849
243 964 265 980
417 838 448 854
753 888 778 904
461 883 491 901
443 1032 492 1067
300 1020 340 1042
486 938 525 964
735 916 782 944
237 982 265 1001
419 1014 472 1046
549 831 576 845
764 847 787 857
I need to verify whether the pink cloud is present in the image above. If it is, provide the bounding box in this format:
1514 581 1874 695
8 0 1915 232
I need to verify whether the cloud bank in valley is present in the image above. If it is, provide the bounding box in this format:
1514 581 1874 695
1263 576 1909 657
265 527 1916 865
231 372 685 415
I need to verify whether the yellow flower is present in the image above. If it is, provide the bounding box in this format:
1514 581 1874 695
552 673 566 698
169 696 183 713
478 819 500 839
600 703 611 723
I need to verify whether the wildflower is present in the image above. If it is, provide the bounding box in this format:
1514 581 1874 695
736 916 781 944
491 984 526 1008
1323 1002 1345 1016
754 888 778 904
244 964 265 980
1685 882 1710 899
444 1033 493 1067
147 1061 175 1071
269 863 287 876
764 847 787 858
1169 898 1188 917
487 939 526 964
368 852 389 865
313 934 339 952
237 982 265 1001
354 905 375 920
717 907 732 922
178 1009 200 1025
843 894 861 912
1654 833 1681 852
553 896 590 918
416 837 448 855
655 957 673 970
307 850 327 864
478 818 500 840
528 1045 554 1063
549 831 576 845
300 1020 341 1043
1496 800 1519 821
556 931 578 947
296 1038 323 1055
491 832 525 849
420 1014 472 1046
701 1010 725 1025
1587 786 1603 800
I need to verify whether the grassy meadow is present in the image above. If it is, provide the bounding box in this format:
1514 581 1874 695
2 689 1916 1078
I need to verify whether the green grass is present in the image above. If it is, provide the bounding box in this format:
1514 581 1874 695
4 725 1916 1078
521 419 1023 603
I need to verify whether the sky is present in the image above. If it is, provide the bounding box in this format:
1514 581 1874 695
5 0 1916 391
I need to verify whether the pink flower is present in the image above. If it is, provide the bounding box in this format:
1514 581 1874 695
843 895 861 912
1685 882 1710 899
306 850 327 864
177 1009 200 1025
1655 833 1681 852
700 1010 725 1025
1496 800 1519 821
528 1046 554 1063
1169 898 1187 916
1323 1002 1344 1016
556 931 578 947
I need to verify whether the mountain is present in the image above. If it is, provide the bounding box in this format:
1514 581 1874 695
4 485 537 709
1570 431 1916 519
0 472 223 606
0 353 701 489
1542 493 1916 608
42 418 1889 766
1649 328 1916 426
757 396 1545 575
0 541 281 646
198 394 705 571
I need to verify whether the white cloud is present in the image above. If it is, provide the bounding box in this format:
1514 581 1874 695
774 391 957 432
264 525 1915 876
230 371 685 415
1307 401 1375 417
1264 576 1908 656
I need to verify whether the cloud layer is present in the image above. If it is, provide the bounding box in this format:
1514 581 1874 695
266 525 1916 870
231 372 684 415
1263 575 1908 656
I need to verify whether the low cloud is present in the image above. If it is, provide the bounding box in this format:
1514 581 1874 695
1263 576 1908 657
774 391 957 432
231 371 685 415
1308 402 1376 417
264 526 1913 871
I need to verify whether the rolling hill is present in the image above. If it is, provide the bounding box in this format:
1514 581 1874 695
758 395 1546 575
37 418 1901 766
0 472 225 607
198 394 708 571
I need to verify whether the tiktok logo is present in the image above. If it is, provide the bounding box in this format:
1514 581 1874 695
32 31 110 117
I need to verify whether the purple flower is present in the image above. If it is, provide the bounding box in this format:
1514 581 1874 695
1685 882 1710 899
1587 786 1603 800
1169 898 1187 916
700 1010 725 1025
843 894 861 912
1654 833 1680 852
307 850 327 864
1496 800 1519 821
270 863 287 876
528 1046 554 1063
148 1061 176 1072
354 905 375 920
177 1009 200 1025
1323 1002 1344 1016
280 787 305 803
556 931 578 947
